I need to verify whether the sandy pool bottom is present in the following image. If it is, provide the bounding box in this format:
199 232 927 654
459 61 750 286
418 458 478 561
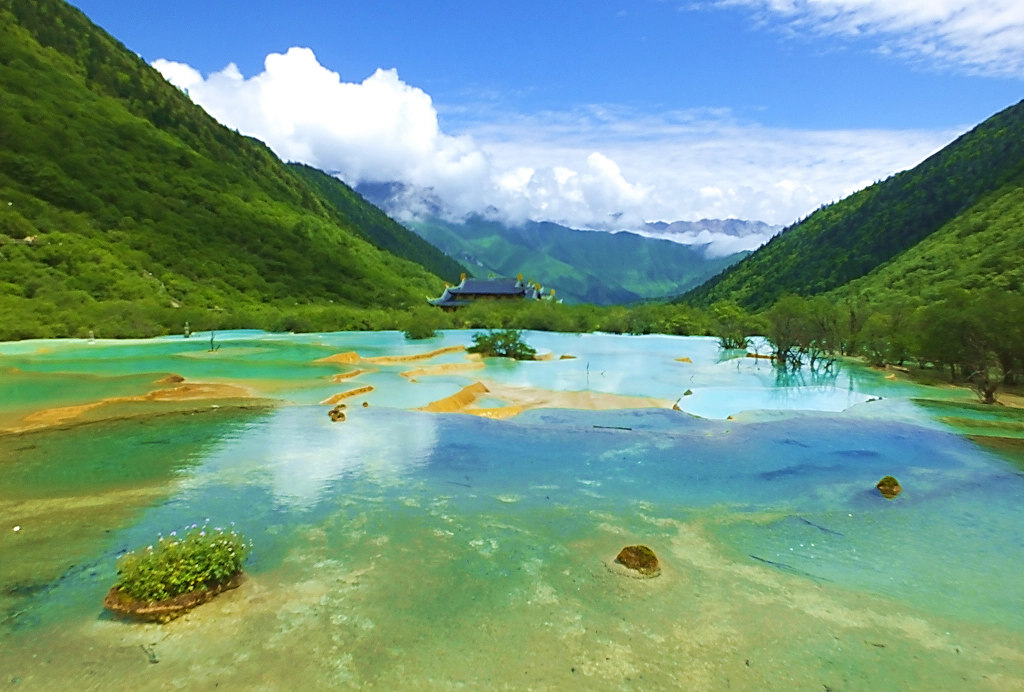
3 505 1022 691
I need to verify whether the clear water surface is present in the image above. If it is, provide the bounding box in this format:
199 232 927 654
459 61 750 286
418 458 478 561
0 330 1021 690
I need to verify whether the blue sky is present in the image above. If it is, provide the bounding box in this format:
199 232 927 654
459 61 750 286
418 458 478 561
71 0 1024 234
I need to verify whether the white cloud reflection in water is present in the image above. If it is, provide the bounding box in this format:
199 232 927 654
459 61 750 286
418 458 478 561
181 406 439 509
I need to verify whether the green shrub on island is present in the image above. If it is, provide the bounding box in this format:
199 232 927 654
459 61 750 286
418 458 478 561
113 524 250 603
467 329 537 360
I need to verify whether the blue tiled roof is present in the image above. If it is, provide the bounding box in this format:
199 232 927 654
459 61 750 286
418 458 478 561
429 277 542 307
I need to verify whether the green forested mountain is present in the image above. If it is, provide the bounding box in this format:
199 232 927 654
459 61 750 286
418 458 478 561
677 100 1024 395
835 182 1024 304
405 215 747 305
684 98 1024 310
0 0 460 339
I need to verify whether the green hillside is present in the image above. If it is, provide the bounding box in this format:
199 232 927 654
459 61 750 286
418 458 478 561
286 164 465 282
684 98 1024 310
0 0 454 339
408 215 746 305
836 181 1024 304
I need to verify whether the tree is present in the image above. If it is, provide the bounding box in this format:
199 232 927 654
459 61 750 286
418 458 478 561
802 296 842 369
467 329 536 360
908 289 1020 403
710 301 754 350
401 305 445 340
764 295 810 368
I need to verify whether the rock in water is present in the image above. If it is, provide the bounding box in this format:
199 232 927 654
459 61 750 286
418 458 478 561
876 475 902 499
328 405 347 422
614 545 661 577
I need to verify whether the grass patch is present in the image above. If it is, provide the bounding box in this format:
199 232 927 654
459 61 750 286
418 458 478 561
114 523 250 602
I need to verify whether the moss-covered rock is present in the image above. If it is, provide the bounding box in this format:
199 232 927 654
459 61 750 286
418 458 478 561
614 544 661 577
876 475 902 499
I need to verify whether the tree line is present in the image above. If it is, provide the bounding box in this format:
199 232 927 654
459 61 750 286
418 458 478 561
717 290 1024 403
4 277 1020 403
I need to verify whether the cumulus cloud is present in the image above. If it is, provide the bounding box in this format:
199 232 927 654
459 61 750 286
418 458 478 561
156 48 486 186
154 47 955 248
154 48 654 229
710 0 1024 76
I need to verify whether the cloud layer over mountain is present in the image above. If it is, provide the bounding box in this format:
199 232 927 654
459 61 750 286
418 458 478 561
155 47 954 231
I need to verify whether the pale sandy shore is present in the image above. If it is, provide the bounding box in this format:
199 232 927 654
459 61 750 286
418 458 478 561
401 361 486 380
313 351 361 365
3 380 259 434
415 380 673 418
329 368 372 382
416 382 490 413
479 381 674 414
320 385 375 405
998 392 1024 409
877 363 1024 410
361 345 466 365
314 345 467 367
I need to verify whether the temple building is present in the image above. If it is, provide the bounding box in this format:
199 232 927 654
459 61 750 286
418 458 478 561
428 275 548 311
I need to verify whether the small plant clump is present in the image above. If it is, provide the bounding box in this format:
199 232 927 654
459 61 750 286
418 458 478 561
114 523 251 603
401 309 442 340
467 329 537 360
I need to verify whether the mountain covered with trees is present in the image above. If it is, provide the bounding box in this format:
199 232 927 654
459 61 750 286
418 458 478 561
395 214 748 305
0 0 465 339
674 100 1024 407
684 98 1024 310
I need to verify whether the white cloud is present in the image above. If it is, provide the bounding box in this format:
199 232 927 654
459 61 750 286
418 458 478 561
635 226 777 258
711 0 1024 76
154 47 956 250
152 60 203 91
157 48 486 186
466 108 954 226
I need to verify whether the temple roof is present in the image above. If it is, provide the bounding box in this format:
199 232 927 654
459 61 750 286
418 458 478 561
453 278 526 295
429 277 542 308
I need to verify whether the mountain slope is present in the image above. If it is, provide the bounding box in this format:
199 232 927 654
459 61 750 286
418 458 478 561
0 0 451 338
683 98 1024 310
835 180 1024 303
286 163 465 282
404 215 747 305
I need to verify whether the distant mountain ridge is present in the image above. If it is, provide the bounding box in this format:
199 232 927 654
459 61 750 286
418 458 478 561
684 98 1024 309
401 214 750 305
355 183 762 305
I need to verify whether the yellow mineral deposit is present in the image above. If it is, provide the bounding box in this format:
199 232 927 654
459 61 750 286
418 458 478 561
320 385 375 405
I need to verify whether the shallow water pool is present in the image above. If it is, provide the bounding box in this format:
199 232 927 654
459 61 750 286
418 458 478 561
1 331 1021 690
